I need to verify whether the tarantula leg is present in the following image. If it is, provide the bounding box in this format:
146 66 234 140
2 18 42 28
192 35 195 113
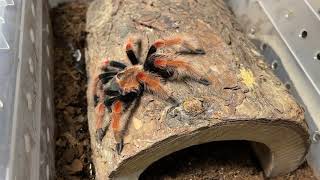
136 38 143 59
116 139 124 155
147 36 183 58
109 61 127 69
95 100 113 143
100 59 127 72
177 37 206 55
91 71 110 142
125 37 140 65
110 98 139 154
91 75 100 106
91 73 105 107
136 72 179 105
98 71 118 78
154 58 211 86
94 95 99 106
98 71 118 84
100 76 113 84
104 96 118 107
95 102 106 142
104 79 122 97
177 46 206 55
111 100 124 154
96 128 107 143
147 36 206 57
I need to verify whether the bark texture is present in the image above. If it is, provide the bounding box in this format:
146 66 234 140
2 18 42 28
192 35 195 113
85 0 310 179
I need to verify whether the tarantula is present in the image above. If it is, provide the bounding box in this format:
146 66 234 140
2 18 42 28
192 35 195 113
92 35 210 154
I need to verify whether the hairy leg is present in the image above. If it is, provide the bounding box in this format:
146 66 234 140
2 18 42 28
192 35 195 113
146 36 183 58
154 58 210 85
146 35 205 58
95 102 108 142
92 59 124 142
136 72 178 105
100 59 127 71
125 37 140 65
94 76 108 142
110 99 137 154
93 59 124 99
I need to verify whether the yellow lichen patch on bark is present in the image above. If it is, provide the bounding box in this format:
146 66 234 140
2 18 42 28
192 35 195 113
239 67 255 89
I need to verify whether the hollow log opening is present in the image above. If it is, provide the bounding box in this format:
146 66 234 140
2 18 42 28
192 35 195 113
140 140 264 179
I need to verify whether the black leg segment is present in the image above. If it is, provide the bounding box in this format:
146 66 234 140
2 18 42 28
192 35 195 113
110 61 127 69
98 71 118 80
146 45 157 59
126 50 139 65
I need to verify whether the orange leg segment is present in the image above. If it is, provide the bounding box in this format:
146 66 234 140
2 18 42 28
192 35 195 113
147 36 184 58
154 58 210 85
111 100 123 143
111 100 125 154
153 36 183 48
137 72 177 104
137 72 168 98
154 58 199 75
150 35 205 56
95 102 106 129
125 37 134 51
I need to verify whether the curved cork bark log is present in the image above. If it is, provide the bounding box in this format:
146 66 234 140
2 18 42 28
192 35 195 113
85 0 310 179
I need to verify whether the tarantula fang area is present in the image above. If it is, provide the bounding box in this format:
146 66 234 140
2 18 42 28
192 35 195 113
91 35 211 154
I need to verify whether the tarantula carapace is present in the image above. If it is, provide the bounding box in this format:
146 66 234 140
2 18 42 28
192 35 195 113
92 35 210 154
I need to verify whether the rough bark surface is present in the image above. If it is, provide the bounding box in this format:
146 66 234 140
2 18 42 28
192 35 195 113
85 0 310 179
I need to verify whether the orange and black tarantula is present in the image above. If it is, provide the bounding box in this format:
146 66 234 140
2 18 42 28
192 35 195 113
92 35 210 154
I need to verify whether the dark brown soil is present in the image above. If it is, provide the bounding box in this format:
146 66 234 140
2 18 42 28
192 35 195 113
52 1 94 180
52 2 315 180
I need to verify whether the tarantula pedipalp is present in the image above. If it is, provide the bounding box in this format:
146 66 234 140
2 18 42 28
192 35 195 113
92 35 210 154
